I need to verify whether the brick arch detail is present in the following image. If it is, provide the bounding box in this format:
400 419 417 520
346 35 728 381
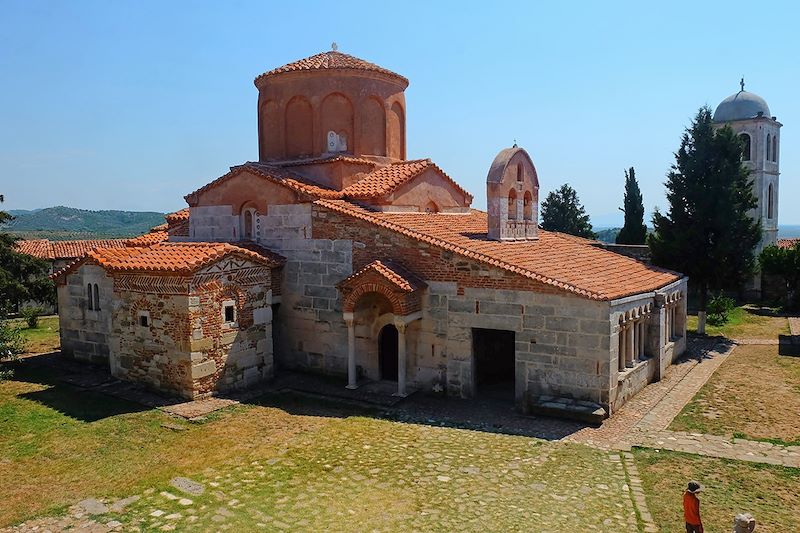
342 282 405 315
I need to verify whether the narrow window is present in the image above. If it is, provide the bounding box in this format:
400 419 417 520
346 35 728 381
740 133 751 161
139 314 149 327
87 283 94 310
93 283 100 311
244 210 253 240
772 135 777 162
766 133 771 161
224 303 236 323
508 189 518 221
523 191 533 221
516 164 523 182
768 184 774 219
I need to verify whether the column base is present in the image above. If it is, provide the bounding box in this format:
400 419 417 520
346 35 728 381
345 384 359 390
392 391 408 398
626 361 635 368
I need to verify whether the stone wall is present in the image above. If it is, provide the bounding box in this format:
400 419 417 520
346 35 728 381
189 205 238 242
58 264 114 364
109 262 275 399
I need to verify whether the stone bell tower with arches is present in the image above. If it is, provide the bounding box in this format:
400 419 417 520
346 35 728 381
713 79 782 254
486 146 540 241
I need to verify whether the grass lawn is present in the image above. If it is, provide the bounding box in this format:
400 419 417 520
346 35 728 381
686 306 789 339
634 448 800 533
0 361 642 531
9 315 61 354
669 345 800 445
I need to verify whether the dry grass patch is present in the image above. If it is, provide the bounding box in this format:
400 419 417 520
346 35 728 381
686 307 788 340
670 345 800 445
11 315 60 354
635 448 800 533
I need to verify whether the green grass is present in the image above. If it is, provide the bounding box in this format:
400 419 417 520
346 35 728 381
686 306 789 339
2 364 642 531
670 344 800 445
634 448 800 533
12 316 61 354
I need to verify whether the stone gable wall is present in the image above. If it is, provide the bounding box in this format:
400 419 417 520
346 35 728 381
58 264 114 364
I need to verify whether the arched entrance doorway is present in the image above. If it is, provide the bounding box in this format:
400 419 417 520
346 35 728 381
379 324 399 381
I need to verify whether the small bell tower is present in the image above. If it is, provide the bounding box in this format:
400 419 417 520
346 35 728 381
486 146 539 241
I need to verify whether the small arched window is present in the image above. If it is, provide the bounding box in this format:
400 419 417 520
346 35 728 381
87 283 93 310
93 283 100 311
740 133 751 161
768 183 774 219
516 164 523 182
424 201 439 213
508 189 518 221
772 135 777 162
766 134 771 161
523 191 533 221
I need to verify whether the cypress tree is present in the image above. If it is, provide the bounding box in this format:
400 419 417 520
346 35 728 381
616 167 647 245
540 184 597 239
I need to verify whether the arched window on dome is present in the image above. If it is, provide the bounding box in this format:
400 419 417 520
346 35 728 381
739 133 751 161
772 135 778 162
523 191 533 221
508 189 518 221
768 184 774 219
766 134 771 162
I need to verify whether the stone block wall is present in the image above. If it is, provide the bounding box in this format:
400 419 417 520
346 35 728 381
58 264 114 364
189 205 238 242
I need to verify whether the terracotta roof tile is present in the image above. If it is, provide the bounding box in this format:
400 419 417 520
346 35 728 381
340 159 473 202
275 155 379 168
126 230 169 246
14 239 53 259
338 260 426 293
54 242 285 282
778 238 799 249
185 163 342 205
255 51 408 87
316 200 682 301
165 208 189 223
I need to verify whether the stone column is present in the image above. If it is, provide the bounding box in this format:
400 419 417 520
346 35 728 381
344 313 357 390
618 327 626 372
395 321 407 397
638 321 645 359
626 324 635 368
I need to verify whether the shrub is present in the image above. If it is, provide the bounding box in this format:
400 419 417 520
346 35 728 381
21 306 44 328
707 293 735 326
760 244 800 309
0 316 25 381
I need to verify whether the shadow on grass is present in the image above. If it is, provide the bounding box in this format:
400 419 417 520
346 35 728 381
778 335 800 356
8 354 149 422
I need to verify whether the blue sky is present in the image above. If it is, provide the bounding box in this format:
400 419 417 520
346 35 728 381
1 0 798 226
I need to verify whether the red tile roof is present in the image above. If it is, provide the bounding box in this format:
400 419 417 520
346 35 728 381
126 230 169 246
54 242 285 281
15 239 129 260
778 238 799 249
276 154 379 168
341 159 473 202
185 163 342 205
338 260 426 293
316 200 682 301
165 208 189 223
255 51 408 87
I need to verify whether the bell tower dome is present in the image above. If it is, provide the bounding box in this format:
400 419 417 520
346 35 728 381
486 146 539 241
713 79 781 253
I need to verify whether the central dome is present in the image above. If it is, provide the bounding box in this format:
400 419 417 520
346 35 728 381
713 90 771 123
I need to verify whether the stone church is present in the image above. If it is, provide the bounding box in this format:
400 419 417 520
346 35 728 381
55 49 688 420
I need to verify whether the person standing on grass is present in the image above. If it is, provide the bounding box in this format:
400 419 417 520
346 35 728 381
683 480 704 533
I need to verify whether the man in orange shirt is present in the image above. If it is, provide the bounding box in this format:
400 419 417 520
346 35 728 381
683 480 704 533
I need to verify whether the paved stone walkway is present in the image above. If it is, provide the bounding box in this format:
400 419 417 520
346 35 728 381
568 336 800 468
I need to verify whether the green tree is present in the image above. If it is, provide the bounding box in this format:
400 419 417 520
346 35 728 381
760 243 800 309
616 167 647 244
0 196 55 313
649 107 761 333
540 184 597 239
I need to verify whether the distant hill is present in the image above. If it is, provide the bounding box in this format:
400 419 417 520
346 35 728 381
595 227 621 243
4 206 165 239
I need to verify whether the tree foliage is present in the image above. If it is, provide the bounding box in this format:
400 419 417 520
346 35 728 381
649 107 761 312
0 195 55 314
616 167 647 245
540 184 597 239
760 243 800 308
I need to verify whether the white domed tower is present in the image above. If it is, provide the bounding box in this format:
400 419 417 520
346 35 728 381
713 79 781 253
